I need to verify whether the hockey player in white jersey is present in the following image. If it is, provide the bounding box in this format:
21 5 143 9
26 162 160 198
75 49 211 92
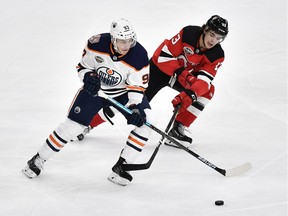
22 18 156 186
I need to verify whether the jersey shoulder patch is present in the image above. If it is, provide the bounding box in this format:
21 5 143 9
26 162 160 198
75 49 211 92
87 33 111 54
88 34 101 44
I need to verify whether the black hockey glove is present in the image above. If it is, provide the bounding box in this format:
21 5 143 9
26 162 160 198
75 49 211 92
83 72 101 95
126 104 146 127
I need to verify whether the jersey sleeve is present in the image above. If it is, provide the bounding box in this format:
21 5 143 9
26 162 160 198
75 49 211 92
125 44 150 105
190 51 224 96
126 65 149 105
152 28 186 76
76 41 96 82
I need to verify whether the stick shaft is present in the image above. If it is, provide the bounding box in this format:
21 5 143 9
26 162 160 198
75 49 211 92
104 95 251 177
105 96 227 175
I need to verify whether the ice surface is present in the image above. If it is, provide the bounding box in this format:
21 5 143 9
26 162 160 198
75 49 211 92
0 0 287 215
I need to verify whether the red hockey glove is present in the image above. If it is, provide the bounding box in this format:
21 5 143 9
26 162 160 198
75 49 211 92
174 68 196 88
172 90 197 113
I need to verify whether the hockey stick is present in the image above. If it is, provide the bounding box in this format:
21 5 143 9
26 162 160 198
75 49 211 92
122 105 180 171
101 93 252 177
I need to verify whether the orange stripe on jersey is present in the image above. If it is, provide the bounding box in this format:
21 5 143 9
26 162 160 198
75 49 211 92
49 134 64 148
127 85 145 92
121 61 148 72
88 42 147 72
128 135 145 147
87 45 111 57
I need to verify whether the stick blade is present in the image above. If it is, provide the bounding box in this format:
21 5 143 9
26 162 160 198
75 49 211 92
225 162 252 177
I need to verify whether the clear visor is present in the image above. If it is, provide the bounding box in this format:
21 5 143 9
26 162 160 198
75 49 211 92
115 38 135 45
209 31 225 42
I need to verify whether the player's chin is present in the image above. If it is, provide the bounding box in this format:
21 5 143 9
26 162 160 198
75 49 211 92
119 50 129 55
207 43 217 49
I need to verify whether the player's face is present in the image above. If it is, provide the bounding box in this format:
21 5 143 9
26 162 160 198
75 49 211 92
204 30 225 49
115 38 134 55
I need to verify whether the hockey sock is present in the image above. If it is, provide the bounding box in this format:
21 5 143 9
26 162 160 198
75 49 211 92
121 130 149 163
90 113 106 128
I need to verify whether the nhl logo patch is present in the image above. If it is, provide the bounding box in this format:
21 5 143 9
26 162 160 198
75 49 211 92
183 46 194 56
95 56 104 63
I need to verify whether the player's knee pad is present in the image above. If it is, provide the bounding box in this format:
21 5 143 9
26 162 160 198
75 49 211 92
194 85 215 109
178 85 215 127
55 118 87 141
202 84 215 101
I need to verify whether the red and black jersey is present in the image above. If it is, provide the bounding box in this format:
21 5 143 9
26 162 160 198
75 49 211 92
151 26 225 96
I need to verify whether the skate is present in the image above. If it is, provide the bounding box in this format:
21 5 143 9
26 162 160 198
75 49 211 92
22 153 45 178
164 121 192 148
108 157 133 186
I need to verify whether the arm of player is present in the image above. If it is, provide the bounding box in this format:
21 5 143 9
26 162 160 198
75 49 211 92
177 56 224 96
124 66 149 127
172 89 197 113
126 66 149 106
152 28 186 76
76 42 97 82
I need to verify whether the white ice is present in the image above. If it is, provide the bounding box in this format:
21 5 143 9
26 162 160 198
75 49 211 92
0 0 287 215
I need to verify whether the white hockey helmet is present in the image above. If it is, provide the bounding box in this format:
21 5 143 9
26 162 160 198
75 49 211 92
110 18 137 52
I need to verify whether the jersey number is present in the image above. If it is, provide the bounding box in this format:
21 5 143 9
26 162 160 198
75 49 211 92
215 62 222 71
171 34 181 45
142 74 149 84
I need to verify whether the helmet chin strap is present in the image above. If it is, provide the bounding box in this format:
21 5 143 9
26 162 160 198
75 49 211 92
111 39 121 54
202 34 207 48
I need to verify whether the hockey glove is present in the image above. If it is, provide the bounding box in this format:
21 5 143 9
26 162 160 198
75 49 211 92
126 104 146 127
174 68 196 88
172 90 197 113
83 72 101 95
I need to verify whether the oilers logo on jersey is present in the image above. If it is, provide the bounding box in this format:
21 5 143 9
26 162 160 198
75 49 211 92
96 66 122 86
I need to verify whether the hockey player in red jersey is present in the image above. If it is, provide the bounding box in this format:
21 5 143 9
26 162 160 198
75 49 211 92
145 15 229 148
22 18 156 186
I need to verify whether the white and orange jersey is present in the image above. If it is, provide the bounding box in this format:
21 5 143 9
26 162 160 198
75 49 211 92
76 33 149 105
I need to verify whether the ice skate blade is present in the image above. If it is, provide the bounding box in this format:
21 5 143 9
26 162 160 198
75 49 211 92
107 172 130 186
164 140 191 149
22 166 37 179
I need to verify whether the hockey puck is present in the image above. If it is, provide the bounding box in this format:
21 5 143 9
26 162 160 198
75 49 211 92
215 200 224 206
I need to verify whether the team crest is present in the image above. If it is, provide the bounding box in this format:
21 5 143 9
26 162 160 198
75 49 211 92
74 106 81 114
183 46 194 56
96 66 122 86
89 34 101 44
95 56 104 63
